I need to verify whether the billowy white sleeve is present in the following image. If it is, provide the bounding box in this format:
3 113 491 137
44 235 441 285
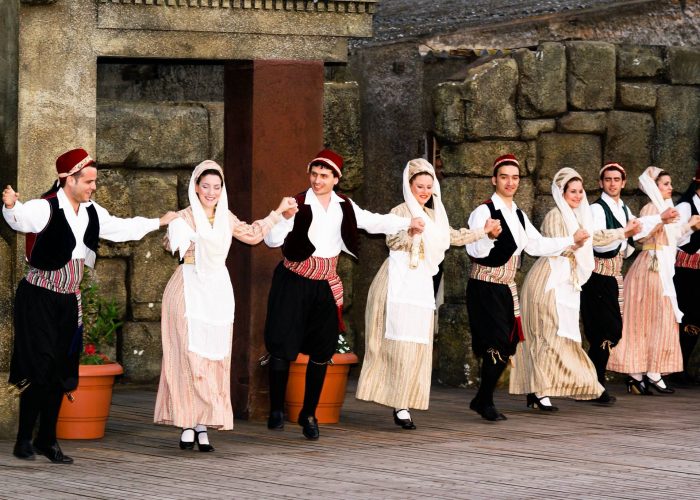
590 203 622 253
93 201 160 242
264 214 294 248
350 200 410 235
522 213 573 257
2 199 51 233
633 212 661 241
676 202 693 248
465 205 495 258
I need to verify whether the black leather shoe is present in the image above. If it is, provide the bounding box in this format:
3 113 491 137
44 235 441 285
644 375 675 394
392 409 416 430
33 440 73 464
195 430 214 452
267 410 285 430
526 393 559 412
297 413 320 440
626 377 653 395
591 390 617 405
179 428 195 450
13 439 35 460
469 398 507 421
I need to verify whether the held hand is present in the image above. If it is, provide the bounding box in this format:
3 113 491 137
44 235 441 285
484 218 501 239
623 219 641 238
276 197 299 219
689 214 700 231
660 207 679 224
3 185 18 209
573 228 590 248
409 217 425 235
159 211 179 226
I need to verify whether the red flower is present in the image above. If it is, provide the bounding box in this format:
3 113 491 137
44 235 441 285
84 343 96 355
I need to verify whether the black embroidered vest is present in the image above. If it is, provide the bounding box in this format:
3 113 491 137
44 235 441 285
281 191 359 262
592 198 632 259
679 198 700 254
26 195 100 271
471 199 525 268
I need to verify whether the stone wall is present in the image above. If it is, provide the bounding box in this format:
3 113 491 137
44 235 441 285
433 42 700 386
92 64 363 382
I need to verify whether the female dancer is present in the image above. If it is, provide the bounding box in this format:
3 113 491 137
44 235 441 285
356 158 499 429
510 168 633 410
607 167 695 394
154 160 296 450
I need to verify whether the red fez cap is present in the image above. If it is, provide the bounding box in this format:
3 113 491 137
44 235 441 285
308 149 343 178
56 148 95 179
599 162 626 180
492 154 520 175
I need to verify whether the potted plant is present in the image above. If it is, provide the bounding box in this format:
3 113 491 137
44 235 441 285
285 334 359 424
56 271 124 440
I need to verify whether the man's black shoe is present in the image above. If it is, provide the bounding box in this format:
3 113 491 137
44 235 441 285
297 413 320 440
13 439 35 460
33 440 73 464
267 410 285 430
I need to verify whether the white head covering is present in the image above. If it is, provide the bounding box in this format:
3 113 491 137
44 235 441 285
551 167 594 289
189 160 231 273
167 160 235 360
638 166 683 322
402 159 451 275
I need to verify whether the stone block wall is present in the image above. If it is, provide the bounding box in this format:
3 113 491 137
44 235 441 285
92 64 363 382
433 42 700 386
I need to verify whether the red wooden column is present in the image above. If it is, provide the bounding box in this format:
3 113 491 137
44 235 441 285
224 60 324 420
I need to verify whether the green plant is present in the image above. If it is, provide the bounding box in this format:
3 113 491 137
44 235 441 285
79 270 123 365
336 333 352 354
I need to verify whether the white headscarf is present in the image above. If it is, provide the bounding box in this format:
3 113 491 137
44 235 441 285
167 160 235 360
551 167 594 289
638 166 683 322
402 159 451 275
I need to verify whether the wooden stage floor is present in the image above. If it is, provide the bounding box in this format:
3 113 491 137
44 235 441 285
1 380 699 499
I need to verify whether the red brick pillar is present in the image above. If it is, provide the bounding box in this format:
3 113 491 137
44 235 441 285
224 60 324 420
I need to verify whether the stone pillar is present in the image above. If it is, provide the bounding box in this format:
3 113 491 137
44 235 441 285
0 0 19 440
224 61 323 420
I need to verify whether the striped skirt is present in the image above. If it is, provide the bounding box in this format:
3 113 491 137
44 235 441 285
607 250 683 374
509 257 603 399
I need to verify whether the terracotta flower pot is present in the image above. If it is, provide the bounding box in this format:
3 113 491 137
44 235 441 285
56 362 123 440
285 352 359 424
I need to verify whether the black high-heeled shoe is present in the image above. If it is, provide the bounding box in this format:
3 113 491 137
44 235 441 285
195 430 215 452
644 375 675 394
526 393 559 412
625 377 653 395
179 428 195 450
392 409 416 430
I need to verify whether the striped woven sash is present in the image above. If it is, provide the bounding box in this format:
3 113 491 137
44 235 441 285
593 253 624 317
676 250 700 270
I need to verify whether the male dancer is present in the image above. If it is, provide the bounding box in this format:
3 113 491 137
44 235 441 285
581 162 677 399
671 166 700 386
465 154 589 421
263 149 424 440
3 148 177 463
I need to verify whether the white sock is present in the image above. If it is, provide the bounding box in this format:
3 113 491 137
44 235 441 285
630 373 644 382
180 428 195 443
195 424 210 445
395 409 411 420
534 393 553 407
646 373 666 388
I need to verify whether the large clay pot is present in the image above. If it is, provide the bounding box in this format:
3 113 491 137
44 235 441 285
56 363 123 440
285 352 359 424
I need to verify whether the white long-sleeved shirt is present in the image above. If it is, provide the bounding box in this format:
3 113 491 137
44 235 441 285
264 189 410 258
466 192 573 259
2 188 160 263
590 192 660 256
677 193 700 251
